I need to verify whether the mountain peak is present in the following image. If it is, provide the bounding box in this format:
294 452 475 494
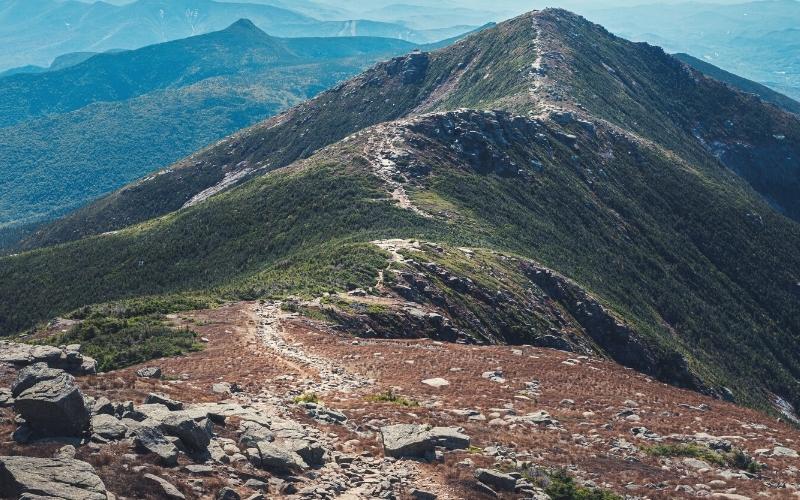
225 18 264 34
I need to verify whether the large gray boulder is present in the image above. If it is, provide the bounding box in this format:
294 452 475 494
133 426 179 466
0 456 107 500
0 342 96 375
91 414 127 441
475 468 517 491
160 413 212 453
381 424 470 459
255 441 308 471
12 364 90 438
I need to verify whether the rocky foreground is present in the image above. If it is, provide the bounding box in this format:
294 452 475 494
1 301 800 499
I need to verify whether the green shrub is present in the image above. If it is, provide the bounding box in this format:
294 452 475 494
42 315 201 372
366 389 419 407
293 392 321 404
543 469 621 500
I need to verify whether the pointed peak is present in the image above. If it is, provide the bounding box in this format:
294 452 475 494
226 18 263 34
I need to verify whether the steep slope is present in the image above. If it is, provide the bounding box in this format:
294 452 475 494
0 20 415 235
4 9 800 414
674 52 800 116
0 0 448 71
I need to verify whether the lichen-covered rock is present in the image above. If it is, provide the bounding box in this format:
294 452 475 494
91 414 127 441
133 426 179 466
12 364 90 438
0 456 107 500
0 342 96 375
381 423 470 459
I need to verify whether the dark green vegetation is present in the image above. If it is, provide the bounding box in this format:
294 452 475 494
541 469 621 500
0 20 417 235
0 0 462 72
674 53 800 116
35 296 213 372
3 9 800 416
644 443 762 473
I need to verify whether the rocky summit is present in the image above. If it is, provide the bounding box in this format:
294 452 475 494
1 5 800 500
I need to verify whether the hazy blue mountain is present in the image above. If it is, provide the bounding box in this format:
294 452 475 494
0 0 448 71
585 0 800 100
0 19 416 235
0 50 127 78
675 52 800 115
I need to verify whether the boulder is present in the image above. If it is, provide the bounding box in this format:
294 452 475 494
0 456 107 500
421 378 450 388
255 441 308 471
381 424 470 459
92 397 114 415
11 363 66 398
475 468 517 492
0 388 13 408
238 421 274 449
143 474 185 499
0 342 96 375
302 403 346 424
12 365 90 438
145 393 183 411
133 426 179 466
217 486 241 500
136 367 161 379
160 414 212 453
91 414 127 441
381 424 435 459
430 427 470 450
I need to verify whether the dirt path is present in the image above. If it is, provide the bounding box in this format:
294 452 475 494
254 301 373 395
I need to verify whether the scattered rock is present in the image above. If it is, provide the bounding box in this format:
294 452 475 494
217 486 241 500
410 488 437 500
255 441 309 471
145 393 183 411
302 403 346 424
134 426 179 466
772 446 798 458
185 464 214 475
143 473 185 499
0 341 96 375
91 414 127 441
136 367 161 379
160 413 212 453
475 468 517 492
0 456 107 500
482 370 506 383
421 378 450 388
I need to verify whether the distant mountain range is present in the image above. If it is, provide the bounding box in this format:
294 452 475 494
585 0 800 100
0 0 469 72
0 19 419 235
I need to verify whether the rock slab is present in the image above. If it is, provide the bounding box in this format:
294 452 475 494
0 456 107 500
